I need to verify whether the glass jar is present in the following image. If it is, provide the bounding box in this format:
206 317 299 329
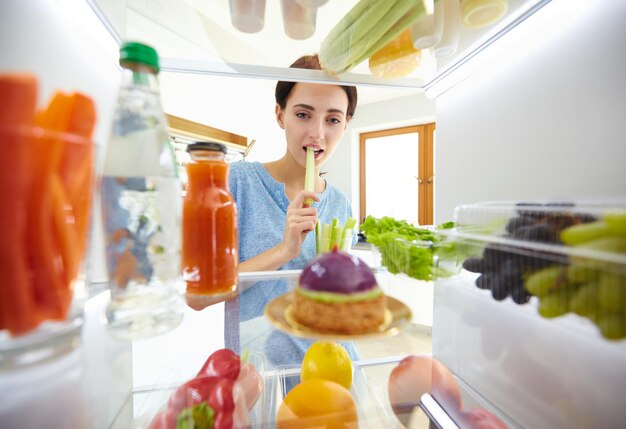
0 73 95 366
182 142 238 310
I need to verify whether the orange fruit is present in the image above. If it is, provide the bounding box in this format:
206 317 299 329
301 341 353 390
276 379 358 429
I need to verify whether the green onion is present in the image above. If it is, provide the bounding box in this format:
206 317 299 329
304 147 315 207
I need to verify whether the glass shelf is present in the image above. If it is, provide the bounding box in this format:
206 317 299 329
88 0 552 90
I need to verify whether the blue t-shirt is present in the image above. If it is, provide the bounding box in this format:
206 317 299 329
224 161 360 372
228 161 356 269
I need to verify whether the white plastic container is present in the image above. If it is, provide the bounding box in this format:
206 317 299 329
411 0 441 49
433 0 461 58
460 0 509 29
230 0 267 34
280 0 317 40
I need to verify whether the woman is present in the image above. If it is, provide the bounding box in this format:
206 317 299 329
229 54 357 271
225 54 360 369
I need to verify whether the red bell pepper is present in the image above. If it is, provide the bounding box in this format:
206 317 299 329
197 349 263 412
197 349 241 380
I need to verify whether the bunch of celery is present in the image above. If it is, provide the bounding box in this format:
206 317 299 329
316 217 358 254
319 0 427 75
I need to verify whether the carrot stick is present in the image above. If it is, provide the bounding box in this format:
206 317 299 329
0 74 41 335
58 93 96 280
65 92 96 138
0 73 37 126
50 174 79 290
28 92 74 320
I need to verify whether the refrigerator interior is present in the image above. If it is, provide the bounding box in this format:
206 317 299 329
1 0 625 428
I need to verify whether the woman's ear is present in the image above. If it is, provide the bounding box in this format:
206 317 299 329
275 104 285 129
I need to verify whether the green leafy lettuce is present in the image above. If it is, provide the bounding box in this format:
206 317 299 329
360 216 458 281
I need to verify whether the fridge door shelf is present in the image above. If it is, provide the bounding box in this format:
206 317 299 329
434 200 626 428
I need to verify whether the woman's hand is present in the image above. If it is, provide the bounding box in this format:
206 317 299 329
238 190 320 272
280 190 320 260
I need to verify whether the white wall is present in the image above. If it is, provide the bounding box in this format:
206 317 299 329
159 71 288 163
434 0 626 222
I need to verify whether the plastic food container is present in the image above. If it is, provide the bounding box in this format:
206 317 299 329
433 0 461 58
230 0 267 34
371 235 459 282
460 0 508 29
280 0 317 40
270 362 376 428
434 200 626 428
125 352 268 428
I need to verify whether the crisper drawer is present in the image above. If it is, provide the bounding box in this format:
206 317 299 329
433 201 626 428
111 353 518 428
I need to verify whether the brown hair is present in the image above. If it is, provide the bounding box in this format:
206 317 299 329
275 54 357 119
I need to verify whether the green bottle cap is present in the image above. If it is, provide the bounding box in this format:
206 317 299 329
119 41 160 72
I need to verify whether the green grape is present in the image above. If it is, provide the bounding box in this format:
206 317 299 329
575 237 626 253
525 265 565 297
596 311 626 340
603 211 626 237
597 272 626 311
566 264 600 284
571 237 626 270
560 221 610 245
569 282 599 317
538 287 576 318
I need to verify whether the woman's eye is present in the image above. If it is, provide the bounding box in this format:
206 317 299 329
296 112 309 119
328 117 341 125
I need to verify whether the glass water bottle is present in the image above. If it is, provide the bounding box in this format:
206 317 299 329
101 41 184 339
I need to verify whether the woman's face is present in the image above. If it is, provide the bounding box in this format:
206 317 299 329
276 82 350 169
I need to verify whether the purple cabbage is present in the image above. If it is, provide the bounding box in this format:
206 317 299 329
299 249 378 294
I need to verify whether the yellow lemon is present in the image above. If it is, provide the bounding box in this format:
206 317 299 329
301 341 353 390
276 379 358 429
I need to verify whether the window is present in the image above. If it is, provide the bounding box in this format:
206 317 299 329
359 123 435 225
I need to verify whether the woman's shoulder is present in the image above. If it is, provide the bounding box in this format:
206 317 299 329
230 160 259 174
229 161 262 182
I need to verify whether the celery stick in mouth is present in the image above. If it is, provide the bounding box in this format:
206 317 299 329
304 147 316 207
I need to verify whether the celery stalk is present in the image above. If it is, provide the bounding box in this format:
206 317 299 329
319 0 398 73
322 223 332 252
329 218 340 251
320 0 425 75
344 217 357 231
352 2 426 70
343 0 424 73
315 221 322 254
304 147 315 207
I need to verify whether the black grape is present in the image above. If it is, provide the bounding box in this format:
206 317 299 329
463 257 486 273
476 273 495 290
